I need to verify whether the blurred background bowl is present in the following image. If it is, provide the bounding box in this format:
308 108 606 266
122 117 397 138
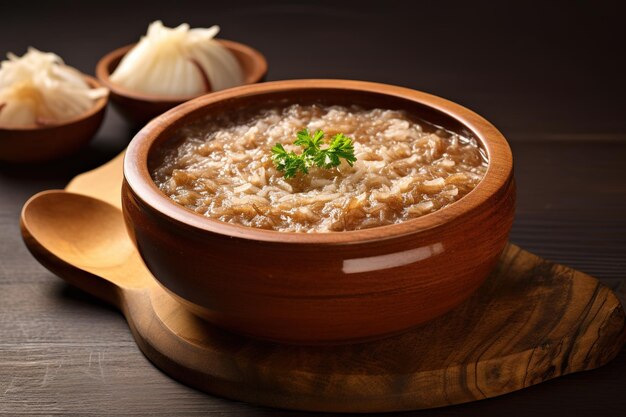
0 76 108 163
96 40 267 129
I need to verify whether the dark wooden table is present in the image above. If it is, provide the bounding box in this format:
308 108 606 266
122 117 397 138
1 1 625 415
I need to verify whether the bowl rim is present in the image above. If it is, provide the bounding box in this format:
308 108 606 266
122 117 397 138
124 79 513 244
0 75 108 131
96 39 268 103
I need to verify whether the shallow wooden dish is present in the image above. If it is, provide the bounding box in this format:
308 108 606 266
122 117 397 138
122 79 516 344
96 40 267 127
19 152 626 412
0 76 108 163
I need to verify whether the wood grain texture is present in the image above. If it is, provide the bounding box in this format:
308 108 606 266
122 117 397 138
1 1 625 415
18 156 626 412
116 245 626 413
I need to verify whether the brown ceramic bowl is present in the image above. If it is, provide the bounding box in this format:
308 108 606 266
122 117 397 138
122 79 515 345
96 40 267 128
0 76 108 163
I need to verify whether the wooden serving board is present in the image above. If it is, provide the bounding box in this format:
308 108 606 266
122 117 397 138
59 153 626 412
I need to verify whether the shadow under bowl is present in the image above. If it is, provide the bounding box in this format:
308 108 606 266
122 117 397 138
122 79 516 345
96 40 268 129
0 76 108 164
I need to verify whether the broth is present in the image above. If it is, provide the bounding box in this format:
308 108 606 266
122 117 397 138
152 104 488 232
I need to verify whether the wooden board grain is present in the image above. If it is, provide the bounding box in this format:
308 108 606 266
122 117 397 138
123 244 626 412
14 152 622 412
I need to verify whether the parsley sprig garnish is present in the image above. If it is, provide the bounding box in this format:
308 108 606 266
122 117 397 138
271 129 357 178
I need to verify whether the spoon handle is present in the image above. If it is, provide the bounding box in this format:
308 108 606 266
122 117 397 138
21 219 123 308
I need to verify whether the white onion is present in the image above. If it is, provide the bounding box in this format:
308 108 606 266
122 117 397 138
0 48 108 127
110 21 244 97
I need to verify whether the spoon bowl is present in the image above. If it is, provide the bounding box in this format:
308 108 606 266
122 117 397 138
20 190 147 304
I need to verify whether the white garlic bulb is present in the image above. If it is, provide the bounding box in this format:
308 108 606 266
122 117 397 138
110 21 244 97
0 48 108 127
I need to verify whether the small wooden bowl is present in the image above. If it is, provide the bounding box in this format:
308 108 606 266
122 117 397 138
122 80 516 345
0 76 108 163
96 40 267 128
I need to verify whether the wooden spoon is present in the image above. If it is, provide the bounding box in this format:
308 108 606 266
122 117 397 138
20 190 148 308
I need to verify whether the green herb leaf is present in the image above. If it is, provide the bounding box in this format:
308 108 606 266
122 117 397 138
271 129 357 178
314 133 357 169
294 128 324 153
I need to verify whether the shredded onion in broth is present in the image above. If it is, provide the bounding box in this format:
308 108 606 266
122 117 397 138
152 105 488 232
